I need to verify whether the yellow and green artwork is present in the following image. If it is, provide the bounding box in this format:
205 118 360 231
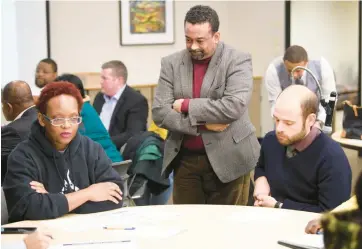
129 1 166 34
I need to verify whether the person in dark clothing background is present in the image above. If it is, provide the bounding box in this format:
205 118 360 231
3 82 124 222
93 60 148 150
1 81 37 184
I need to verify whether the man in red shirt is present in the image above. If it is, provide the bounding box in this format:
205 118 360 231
152 5 260 204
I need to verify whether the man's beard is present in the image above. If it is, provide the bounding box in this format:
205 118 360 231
35 78 46 88
276 123 307 146
189 49 205 60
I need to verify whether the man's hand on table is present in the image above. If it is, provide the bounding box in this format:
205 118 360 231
305 218 322 234
254 194 279 208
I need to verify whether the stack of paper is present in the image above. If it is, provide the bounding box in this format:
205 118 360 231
278 234 324 249
103 226 186 239
99 209 182 226
41 215 100 232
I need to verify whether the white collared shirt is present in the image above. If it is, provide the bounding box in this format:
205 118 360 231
31 86 42 97
14 105 36 121
265 57 336 122
99 85 126 131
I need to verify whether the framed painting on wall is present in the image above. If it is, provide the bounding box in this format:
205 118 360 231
119 0 174 45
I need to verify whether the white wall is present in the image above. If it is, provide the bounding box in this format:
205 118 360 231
291 1 359 92
1 0 19 86
50 0 201 84
50 0 285 134
50 1 284 79
15 1 48 93
1 0 48 124
1 0 47 89
225 1 285 135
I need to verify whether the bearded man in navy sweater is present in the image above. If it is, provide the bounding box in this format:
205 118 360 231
254 85 351 212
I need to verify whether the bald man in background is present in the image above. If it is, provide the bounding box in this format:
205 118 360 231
253 85 351 212
1 81 37 184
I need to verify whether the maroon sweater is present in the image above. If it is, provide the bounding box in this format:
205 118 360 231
180 57 211 151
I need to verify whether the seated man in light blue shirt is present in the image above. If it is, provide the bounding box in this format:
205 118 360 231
93 60 148 150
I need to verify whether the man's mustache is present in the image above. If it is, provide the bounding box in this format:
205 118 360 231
189 49 203 53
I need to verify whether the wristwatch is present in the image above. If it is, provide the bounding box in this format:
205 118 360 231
274 201 282 208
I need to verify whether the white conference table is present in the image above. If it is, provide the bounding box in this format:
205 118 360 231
331 130 362 157
2 205 321 249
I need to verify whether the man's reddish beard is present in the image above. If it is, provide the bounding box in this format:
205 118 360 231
276 122 306 146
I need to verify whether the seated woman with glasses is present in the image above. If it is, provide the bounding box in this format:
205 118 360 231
3 82 124 222
55 74 123 163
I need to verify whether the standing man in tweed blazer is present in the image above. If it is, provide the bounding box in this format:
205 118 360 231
152 5 260 205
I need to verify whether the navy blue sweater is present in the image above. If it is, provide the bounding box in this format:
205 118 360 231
254 131 351 213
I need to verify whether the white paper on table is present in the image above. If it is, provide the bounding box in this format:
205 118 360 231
42 208 184 237
49 240 138 249
103 226 186 239
99 210 186 238
278 234 324 249
40 215 101 232
99 209 182 226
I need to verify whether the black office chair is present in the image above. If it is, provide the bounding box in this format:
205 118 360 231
111 160 146 207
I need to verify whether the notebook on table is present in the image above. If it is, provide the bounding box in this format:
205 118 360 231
278 234 324 249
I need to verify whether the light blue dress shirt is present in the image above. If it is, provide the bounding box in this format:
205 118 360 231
99 85 126 131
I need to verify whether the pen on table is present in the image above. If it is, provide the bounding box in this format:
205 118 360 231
103 226 136 230
42 234 54 240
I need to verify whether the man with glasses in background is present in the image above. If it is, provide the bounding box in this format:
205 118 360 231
3 82 124 222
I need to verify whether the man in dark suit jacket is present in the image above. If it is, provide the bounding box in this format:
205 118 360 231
93 60 148 150
1 81 38 184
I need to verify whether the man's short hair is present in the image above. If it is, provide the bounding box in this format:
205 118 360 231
101 60 128 83
39 58 58 73
184 5 219 33
1 81 33 106
283 45 308 63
